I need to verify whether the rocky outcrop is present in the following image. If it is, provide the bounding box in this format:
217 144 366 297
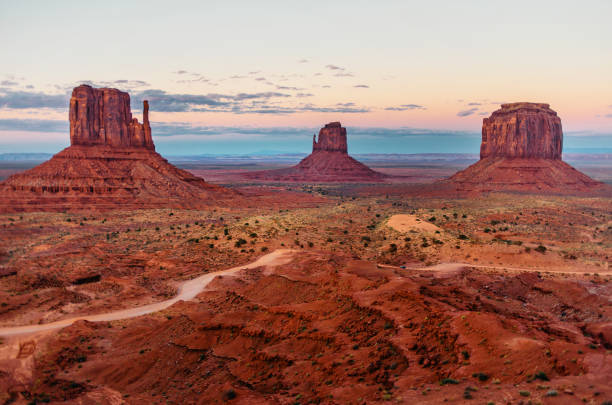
243 122 386 182
69 85 154 150
445 103 603 194
480 103 562 160
312 122 347 153
0 85 238 212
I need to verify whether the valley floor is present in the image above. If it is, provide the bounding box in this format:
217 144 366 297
0 182 610 404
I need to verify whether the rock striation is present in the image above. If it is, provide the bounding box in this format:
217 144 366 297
480 103 562 160
70 85 154 149
445 102 602 193
243 122 386 182
0 85 237 212
312 122 348 153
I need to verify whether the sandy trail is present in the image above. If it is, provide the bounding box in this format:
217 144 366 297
380 261 610 276
0 249 296 338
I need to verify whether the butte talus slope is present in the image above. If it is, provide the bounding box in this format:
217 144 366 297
0 85 236 212
243 122 387 182
444 102 604 193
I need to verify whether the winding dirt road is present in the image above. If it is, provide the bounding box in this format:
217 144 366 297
0 249 296 338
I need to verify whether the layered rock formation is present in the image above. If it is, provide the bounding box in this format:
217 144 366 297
312 122 348 153
243 122 386 182
445 102 602 193
480 103 562 159
0 85 236 212
70 85 154 149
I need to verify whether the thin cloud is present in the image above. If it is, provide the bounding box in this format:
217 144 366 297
0 118 67 132
325 64 344 70
298 59 309 63
467 102 482 106
79 79 150 89
0 80 18 86
457 108 479 117
334 72 354 77
353 84 369 88
384 104 426 111
173 70 189 74
0 89 69 109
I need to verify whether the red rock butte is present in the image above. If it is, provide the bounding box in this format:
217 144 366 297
243 122 387 182
445 102 603 193
0 85 237 212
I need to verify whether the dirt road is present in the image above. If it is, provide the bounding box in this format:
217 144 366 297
0 249 295 337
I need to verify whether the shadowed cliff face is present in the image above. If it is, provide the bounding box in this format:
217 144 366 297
312 122 348 153
0 85 241 212
69 85 154 150
443 102 604 194
480 103 562 160
243 122 387 182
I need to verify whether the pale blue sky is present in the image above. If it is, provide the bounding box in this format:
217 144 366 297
1 0 611 154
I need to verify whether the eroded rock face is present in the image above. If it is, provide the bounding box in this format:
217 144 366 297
312 122 348 153
480 103 562 160
69 85 154 150
243 122 386 182
0 85 240 212
444 102 603 194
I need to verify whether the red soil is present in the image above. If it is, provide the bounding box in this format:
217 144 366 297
6 251 610 404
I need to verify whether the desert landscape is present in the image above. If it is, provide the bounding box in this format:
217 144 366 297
1 2 611 404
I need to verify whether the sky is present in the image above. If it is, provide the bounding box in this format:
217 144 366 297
0 0 611 155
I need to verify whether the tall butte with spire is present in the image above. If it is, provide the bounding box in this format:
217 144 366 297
244 122 386 182
0 84 236 212
444 102 603 193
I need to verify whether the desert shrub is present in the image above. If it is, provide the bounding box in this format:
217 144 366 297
534 371 549 381
361 236 371 242
440 378 459 385
545 390 558 397
519 390 530 397
535 245 547 253
234 238 247 248
223 389 236 400
389 243 397 252
261 247 268 252
458 234 469 240
472 372 489 381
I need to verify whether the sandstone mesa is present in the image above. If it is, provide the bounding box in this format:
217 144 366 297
243 122 387 182
445 102 603 193
0 85 236 212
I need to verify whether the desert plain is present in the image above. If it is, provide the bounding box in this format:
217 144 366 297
0 154 610 404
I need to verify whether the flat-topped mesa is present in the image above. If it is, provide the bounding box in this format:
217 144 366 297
312 122 348 153
481 102 562 160
69 84 154 150
442 102 606 194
